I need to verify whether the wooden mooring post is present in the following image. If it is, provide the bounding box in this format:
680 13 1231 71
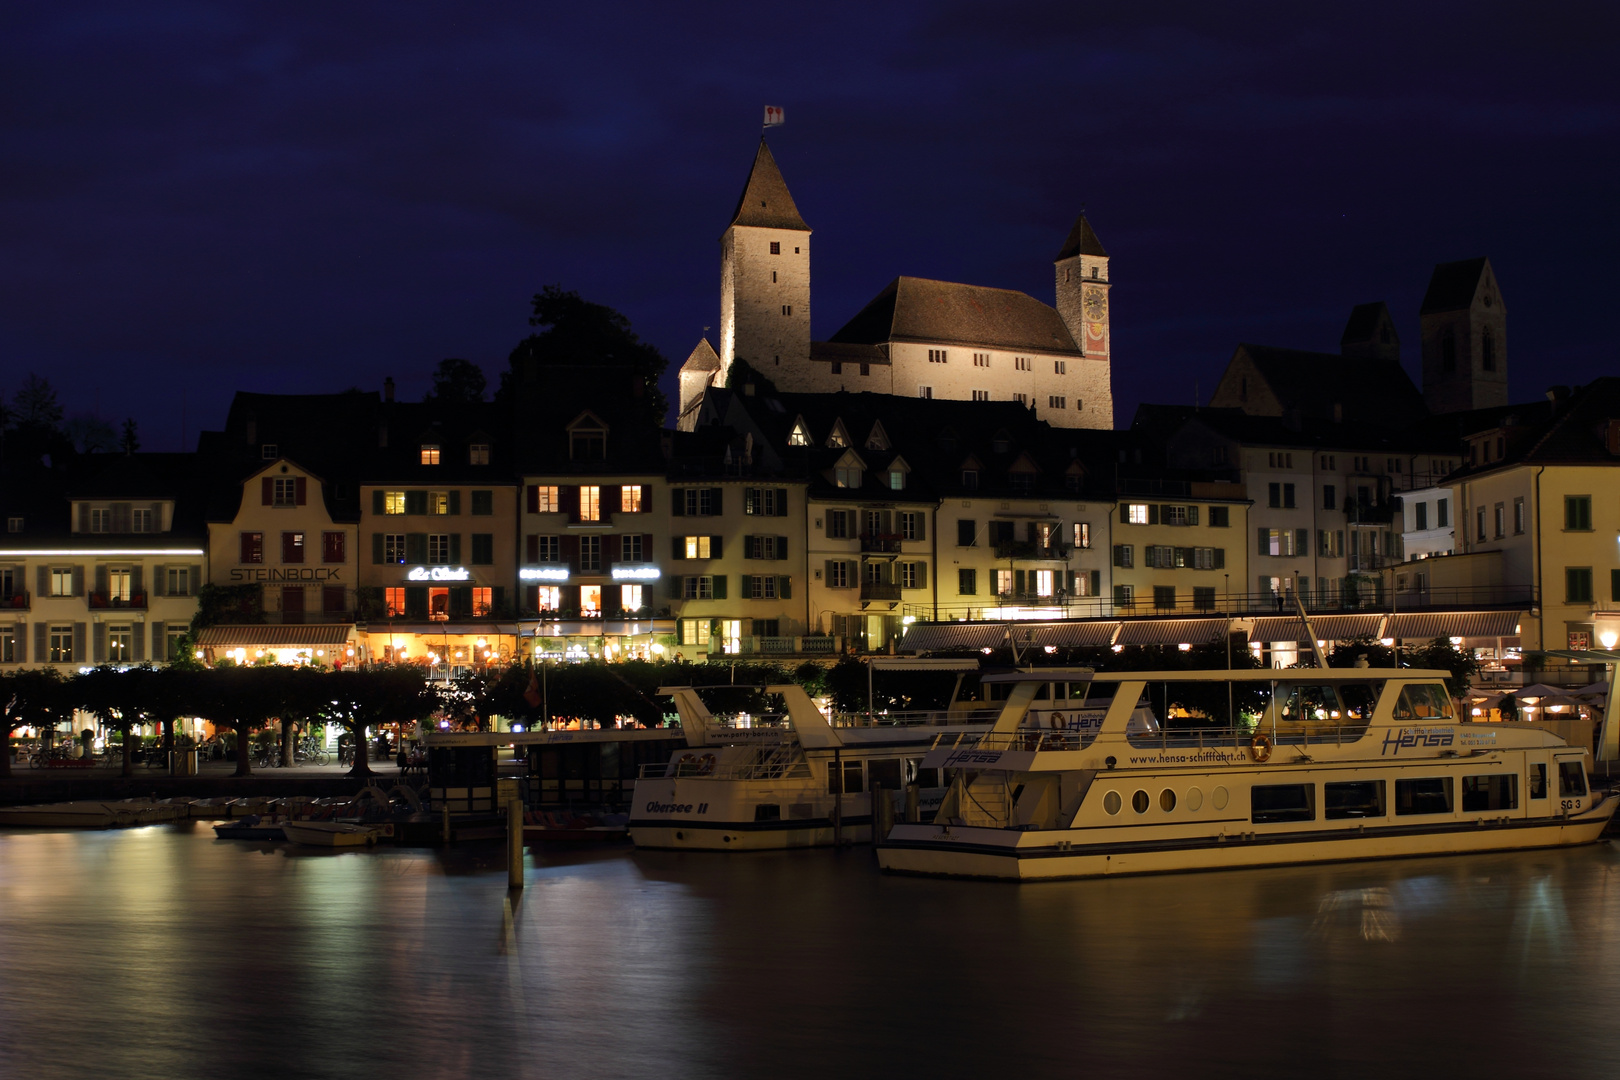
507 798 524 889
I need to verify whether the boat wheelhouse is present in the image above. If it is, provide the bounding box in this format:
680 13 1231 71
628 682 999 851
877 666 1618 881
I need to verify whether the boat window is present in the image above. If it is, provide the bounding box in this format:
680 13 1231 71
1132 790 1150 814
1033 683 1051 700
842 761 864 794
1103 790 1122 815
754 804 781 822
1529 764 1547 798
1159 789 1177 812
913 766 940 788
1278 684 1343 723
1462 774 1517 812
1391 683 1454 721
1336 682 1382 721
1324 780 1384 819
1251 784 1315 824
1558 761 1588 797
1052 682 1069 700
868 759 903 790
1395 777 1453 815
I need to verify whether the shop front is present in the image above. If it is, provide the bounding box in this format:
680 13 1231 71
195 622 358 667
360 620 522 681
522 618 676 663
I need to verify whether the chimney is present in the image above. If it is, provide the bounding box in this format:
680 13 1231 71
384 376 395 403
1546 385 1570 410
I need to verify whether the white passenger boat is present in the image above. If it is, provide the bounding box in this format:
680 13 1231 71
878 665 1619 881
629 683 997 850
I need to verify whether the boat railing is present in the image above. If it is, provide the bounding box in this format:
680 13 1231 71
638 760 814 781
934 719 1374 755
829 708 1002 729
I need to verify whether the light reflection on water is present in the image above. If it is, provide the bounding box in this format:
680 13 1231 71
3 824 1620 1079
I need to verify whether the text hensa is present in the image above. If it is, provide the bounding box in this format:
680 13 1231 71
1380 728 1454 756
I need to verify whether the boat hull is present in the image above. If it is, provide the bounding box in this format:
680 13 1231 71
877 796 1620 880
282 822 381 847
630 818 873 851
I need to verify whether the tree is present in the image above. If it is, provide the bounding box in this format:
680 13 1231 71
185 668 285 777
425 359 487 405
74 666 144 776
502 286 669 422
11 373 62 429
66 416 119 454
325 666 438 777
120 418 140 453
0 669 67 778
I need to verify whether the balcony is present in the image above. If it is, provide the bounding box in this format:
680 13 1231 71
1346 501 1396 526
860 582 903 604
994 540 1070 561
1 591 29 611
88 592 147 611
859 532 903 553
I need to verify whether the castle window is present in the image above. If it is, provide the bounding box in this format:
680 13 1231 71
918 386 933 399
781 305 792 316
830 361 841 374
973 353 990 367
769 242 780 254
771 271 777 283
1054 360 1066 375
1015 356 1031 371
972 390 989 402
860 363 870 376
928 349 948 363
1090 267 1099 279
1048 396 1066 410
795 247 800 254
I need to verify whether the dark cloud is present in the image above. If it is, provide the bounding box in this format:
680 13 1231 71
1 2 1615 446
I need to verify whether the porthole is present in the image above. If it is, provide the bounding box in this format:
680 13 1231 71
1159 789 1177 812
1213 786 1230 811
1103 791 1122 815
1186 788 1204 812
1132 789 1149 814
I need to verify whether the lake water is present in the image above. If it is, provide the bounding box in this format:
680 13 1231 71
3 825 1619 1079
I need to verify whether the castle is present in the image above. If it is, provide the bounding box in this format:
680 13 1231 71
678 139 1116 430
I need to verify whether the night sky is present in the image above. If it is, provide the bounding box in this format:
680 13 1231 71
5 3 1616 448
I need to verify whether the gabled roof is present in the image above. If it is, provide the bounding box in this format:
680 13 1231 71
1233 342 1427 429
1054 213 1108 260
829 277 1081 355
1420 257 1490 314
681 338 721 373
728 139 809 232
1452 378 1620 478
1340 301 1392 347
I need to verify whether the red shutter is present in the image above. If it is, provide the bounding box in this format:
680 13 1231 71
561 534 580 572
604 486 621 523
641 486 653 513
561 486 580 523
240 532 254 562
526 485 539 514
644 534 654 562
603 535 621 565
261 478 273 505
295 477 307 505
525 535 539 563
524 585 539 612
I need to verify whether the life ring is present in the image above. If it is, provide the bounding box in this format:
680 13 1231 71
696 753 717 776
1250 733 1274 763
1049 715 1064 730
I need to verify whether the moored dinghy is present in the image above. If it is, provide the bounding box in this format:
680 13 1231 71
282 821 386 847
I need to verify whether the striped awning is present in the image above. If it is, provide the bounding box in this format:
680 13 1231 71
1386 611 1523 640
197 624 354 648
1009 622 1122 648
900 623 1009 652
1248 614 1385 643
1115 618 1231 646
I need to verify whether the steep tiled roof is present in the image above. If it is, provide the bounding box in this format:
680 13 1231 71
1234 343 1427 429
1420 257 1488 314
830 277 1081 355
728 140 809 232
1054 213 1108 260
681 338 720 373
1447 379 1620 480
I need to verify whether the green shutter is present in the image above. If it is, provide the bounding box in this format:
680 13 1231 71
1187 505 1199 526
449 534 462 564
667 575 682 600
1119 503 1129 523
778 576 792 599
710 536 723 559
372 534 384 564
777 536 788 559
372 490 385 515
709 488 723 514
1089 570 1100 595
1295 528 1308 555
776 489 789 516
448 490 461 515
406 534 426 564
711 574 727 600
743 535 754 559
1257 528 1268 554
1149 504 1160 525
1214 548 1226 569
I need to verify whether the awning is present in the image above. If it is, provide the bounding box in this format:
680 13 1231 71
366 623 522 637
1387 611 1522 640
1009 622 1121 648
900 623 1008 652
1115 618 1231 646
1248 614 1385 643
197 624 354 648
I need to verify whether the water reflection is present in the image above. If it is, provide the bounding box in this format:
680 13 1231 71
0 830 1617 1079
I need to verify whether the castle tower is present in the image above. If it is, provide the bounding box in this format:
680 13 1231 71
1420 257 1508 414
1340 301 1401 362
719 139 811 384
1053 213 1115 425
676 338 721 429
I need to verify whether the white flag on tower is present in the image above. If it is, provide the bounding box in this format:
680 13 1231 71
763 106 784 127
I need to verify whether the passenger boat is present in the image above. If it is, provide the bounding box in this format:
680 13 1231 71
0 800 190 829
877 664 1619 881
281 821 388 847
628 683 998 851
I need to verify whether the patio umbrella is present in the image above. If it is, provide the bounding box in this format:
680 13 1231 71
1514 683 1567 701
1571 682 1609 699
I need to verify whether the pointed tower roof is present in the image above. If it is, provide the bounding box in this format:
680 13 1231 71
1055 213 1108 260
1420 257 1490 314
681 337 721 373
729 139 810 231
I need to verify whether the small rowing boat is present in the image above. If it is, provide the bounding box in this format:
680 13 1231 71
282 821 387 847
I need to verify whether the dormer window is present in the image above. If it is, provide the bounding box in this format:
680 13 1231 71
420 444 441 465
567 414 608 461
788 420 811 447
6 517 20 533
835 466 862 489
469 443 490 465
888 470 905 491
1010 471 1035 493
261 444 278 460
962 469 979 490
991 431 1011 454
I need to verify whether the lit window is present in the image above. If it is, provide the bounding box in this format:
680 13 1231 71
621 485 643 513
472 587 492 616
428 491 450 515
835 467 862 488
620 584 643 611
107 569 132 602
580 535 601 571
49 626 74 663
384 587 405 617
420 444 440 465
535 586 561 612
684 536 712 559
1074 522 1091 548
384 491 406 515
534 485 559 513
580 486 601 522
788 422 810 446
888 470 905 491
272 477 297 506
1127 504 1149 525
468 444 490 465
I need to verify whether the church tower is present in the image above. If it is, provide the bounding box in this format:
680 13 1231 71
718 139 811 384
1420 257 1508 414
1053 213 1115 425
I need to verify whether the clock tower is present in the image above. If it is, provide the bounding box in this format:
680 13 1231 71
1054 213 1114 421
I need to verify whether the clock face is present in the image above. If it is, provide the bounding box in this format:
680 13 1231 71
1082 287 1107 321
